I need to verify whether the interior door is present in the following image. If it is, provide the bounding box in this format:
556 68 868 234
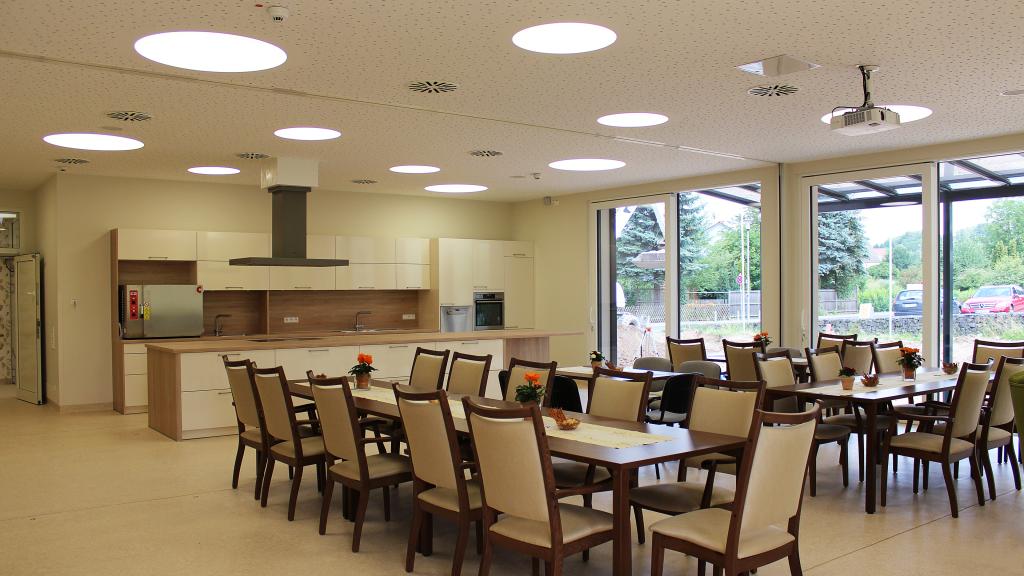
14 254 43 404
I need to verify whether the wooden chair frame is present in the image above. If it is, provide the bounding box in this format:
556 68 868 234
666 336 708 367
224 357 267 499
500 358 558 405
972 339 1024 364
444 351 493 397
978 356 1023 499
840 339 878 375
411 347 451 390
871 341 905 375
721 339 766 381
816 332 858 354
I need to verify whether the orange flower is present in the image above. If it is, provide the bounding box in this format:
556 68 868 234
357 353 373 365
524 372 540 384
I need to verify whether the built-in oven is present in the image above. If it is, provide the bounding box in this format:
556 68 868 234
473 292 504 331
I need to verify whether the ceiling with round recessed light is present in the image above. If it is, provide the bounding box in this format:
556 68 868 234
2 1 1023 200
134 31 287 72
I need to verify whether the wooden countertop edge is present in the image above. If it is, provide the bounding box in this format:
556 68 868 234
144 329 581 354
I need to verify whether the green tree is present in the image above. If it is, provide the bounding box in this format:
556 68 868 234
677 192 708 294
984 198 1024 259
615 205 664 303
817 211 868 297
691 208 761 293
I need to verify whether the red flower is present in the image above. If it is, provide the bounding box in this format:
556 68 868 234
357 353 373 365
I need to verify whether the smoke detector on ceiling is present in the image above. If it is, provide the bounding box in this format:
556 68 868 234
105 111 152 122
267 6 290 22
236 152 271 160
748 84 798 97
828 65 901 136
469 149 503 157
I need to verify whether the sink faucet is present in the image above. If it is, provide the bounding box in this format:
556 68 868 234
354 310 372 332
214 314 232 337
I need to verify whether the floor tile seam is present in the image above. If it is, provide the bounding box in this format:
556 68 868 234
0 486 236 524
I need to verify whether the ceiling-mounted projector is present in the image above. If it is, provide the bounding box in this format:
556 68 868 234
828 65 902 136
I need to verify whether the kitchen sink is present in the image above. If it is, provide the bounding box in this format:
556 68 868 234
248 337 326 343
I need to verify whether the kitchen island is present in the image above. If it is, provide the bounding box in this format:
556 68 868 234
146 329 577 440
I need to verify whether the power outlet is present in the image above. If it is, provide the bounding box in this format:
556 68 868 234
283 316 299 324
402 313 416 320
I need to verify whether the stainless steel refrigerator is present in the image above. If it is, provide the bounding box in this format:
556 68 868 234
118 284 204 338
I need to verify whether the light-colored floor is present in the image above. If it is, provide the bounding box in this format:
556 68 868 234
1 384 1022 576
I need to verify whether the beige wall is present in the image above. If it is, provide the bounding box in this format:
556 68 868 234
48 173 514 408
0 188 38 253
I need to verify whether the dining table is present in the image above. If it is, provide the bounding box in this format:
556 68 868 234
763 369 960 514
290 379 747 576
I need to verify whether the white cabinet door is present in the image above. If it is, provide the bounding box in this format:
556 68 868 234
337 236 396 264
396 264 430 290
270 235 335 290
125 374 148 407
503 241 535 258
450 339 504 368
123 352 147 375
339 263 397 290
396 238 430 264
358 343 423 379
116 229 197 261
275 346 356 379
503 257 535 329
197 261 270 291
180 350 275 392
181 389 238 433
472 240 505 291
196 232 269 261
438 238 474 306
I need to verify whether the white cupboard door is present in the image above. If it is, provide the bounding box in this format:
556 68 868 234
438 239 474 306
196 232 269 261
472 240 505 291
503 257 535 329
359 343 419 379
124 374 148 407
451 339 504 368
181 389 238 432
197 261 269 291
340 263 396 290
337 236 396 264
396 264 430 290
502 241 535 258
275 346 355 379
181 350 275 391
116 229 197 261
396 238 430 264
270 235 335 290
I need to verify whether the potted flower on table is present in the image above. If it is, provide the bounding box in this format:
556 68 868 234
589 350 606 369
515 372 545 405
348 353 377 390
838 366 857 390
753 331 772 349
896 347 924 381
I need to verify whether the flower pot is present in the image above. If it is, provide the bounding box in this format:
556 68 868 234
591 361 602 369
840 376 855 391
355 373 371 390
902 367 917 382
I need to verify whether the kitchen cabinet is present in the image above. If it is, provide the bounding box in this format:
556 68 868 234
116 229 197 261
123 343 148 409
196 232 269 261
438 238 474 306
338 263 397 290
180 350 275 392
450 338 504 367
181 389 238 435
275 346 356 379
197 261 269 291
503 241 535 258
337 236 396 264
396 238 430 264
396 264 430 290
358 342 434 379
270 235 335 290
471 240 505 291
503 256 535 329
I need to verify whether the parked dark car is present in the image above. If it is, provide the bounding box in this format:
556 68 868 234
892 289 960 316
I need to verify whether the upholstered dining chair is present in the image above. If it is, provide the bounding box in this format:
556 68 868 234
500 358 557 404
881 362 991 517
445 351 492 397
633 356 672 394
871 341 904 374
722 339 765 382
462 397 614 576
252 366 327 521
310 376 412 551
667 336 708 370
816 332 857 358
651 360 722 414
548 376 584 413
646 373 694 427
679 377 765 482
649 408 820 576
972 339 1024 365
224 357 267 498
974 357 1022 499
410 347 451 389
633 376 764 544
841 339 876 375
394 385 482 576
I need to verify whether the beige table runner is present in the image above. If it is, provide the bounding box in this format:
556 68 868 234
810 371 953 396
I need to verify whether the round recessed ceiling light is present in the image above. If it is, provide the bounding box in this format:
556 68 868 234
425 184 488 193
134 31 287 72
273 127 341 141
188 166 240 175
820 105 932 124
390 165 441 174
43 133 144 151
512 23 616 54
1001 89 1024 96
548 158 625 171
597 113 669 127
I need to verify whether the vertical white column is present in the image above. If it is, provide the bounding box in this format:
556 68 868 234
921 162 940 362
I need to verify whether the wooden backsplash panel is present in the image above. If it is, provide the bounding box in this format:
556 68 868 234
203 291 266 336
117 261 196 285
267 290 421 333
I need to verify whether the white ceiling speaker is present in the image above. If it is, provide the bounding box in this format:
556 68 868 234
267 6 290 22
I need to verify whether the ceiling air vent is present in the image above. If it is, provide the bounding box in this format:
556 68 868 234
748 84 798 97
55 158 90 165
351 179 378 184
408 81 458 93
469 149 503 157
236 152 271 160
105 111 152 122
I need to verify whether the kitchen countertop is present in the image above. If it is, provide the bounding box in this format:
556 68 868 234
144 329 579 354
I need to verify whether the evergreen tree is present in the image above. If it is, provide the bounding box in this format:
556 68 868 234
677 192 708 296
818 211 868 297
615 205 664 303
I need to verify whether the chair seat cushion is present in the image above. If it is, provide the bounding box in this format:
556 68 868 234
889 432 974 455
823 413 893 430
630 482 734 514
331 453 411 482
650 507 794 559
647 410 687 425
552 461 611 487
930 423 1012 444
815 423 851 442
270 435 325 460
418 478 483 512
240 428 262 444
490 504 613 548
684 452 735 470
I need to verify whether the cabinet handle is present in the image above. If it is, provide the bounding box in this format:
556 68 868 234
218 391 232 395
223 353 241 357
308 349 330 353
358 286 374 289
460 341 479 345
512 253 527 257
405 286 420 289
147 256 169 260
505 326 518 329
293 286 312 290
473 285 486 289
388 345 408 349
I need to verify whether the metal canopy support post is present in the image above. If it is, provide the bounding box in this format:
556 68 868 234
941 192 953 362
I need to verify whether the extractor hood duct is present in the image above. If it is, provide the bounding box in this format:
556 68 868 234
230 159 349 267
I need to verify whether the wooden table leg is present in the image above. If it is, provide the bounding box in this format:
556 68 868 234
612 466 631 576
864 402 878 514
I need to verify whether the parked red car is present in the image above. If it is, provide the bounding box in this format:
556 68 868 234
960 285 1024 314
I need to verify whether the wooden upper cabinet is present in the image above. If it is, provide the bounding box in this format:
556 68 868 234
269 235 335 290
116 229 197 261
395 238 431 264
196 232 269 261
336 236 397 264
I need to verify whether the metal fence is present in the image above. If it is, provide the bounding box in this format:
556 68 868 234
623 289 859 324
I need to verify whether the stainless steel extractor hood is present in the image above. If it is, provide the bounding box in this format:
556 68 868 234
230 184 349 267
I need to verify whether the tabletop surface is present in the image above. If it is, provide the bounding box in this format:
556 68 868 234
765 370 960 403
556 366 684 379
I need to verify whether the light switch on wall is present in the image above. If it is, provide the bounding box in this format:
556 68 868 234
402 313 416 320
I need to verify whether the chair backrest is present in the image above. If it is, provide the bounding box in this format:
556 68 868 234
729 409 818 555
754 351 796 389
548 375 584 413
252 366 297 444
445 352 492 396
816 332 857 356
676 360 722 380
656 374 695 415
503 358 557 404
973 339 1024 366
947 362 993 439
723 339 765 382
804 346 842 382
409 347 450 389
991 357 1024 427
633 356 672 372
223 356 260 430
463 398 557 538
667 337 707 369
394 385 463 495
686 376 765 437
588 367 653 421
871 341 904 374
841 340 875 374
309 376 362 463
